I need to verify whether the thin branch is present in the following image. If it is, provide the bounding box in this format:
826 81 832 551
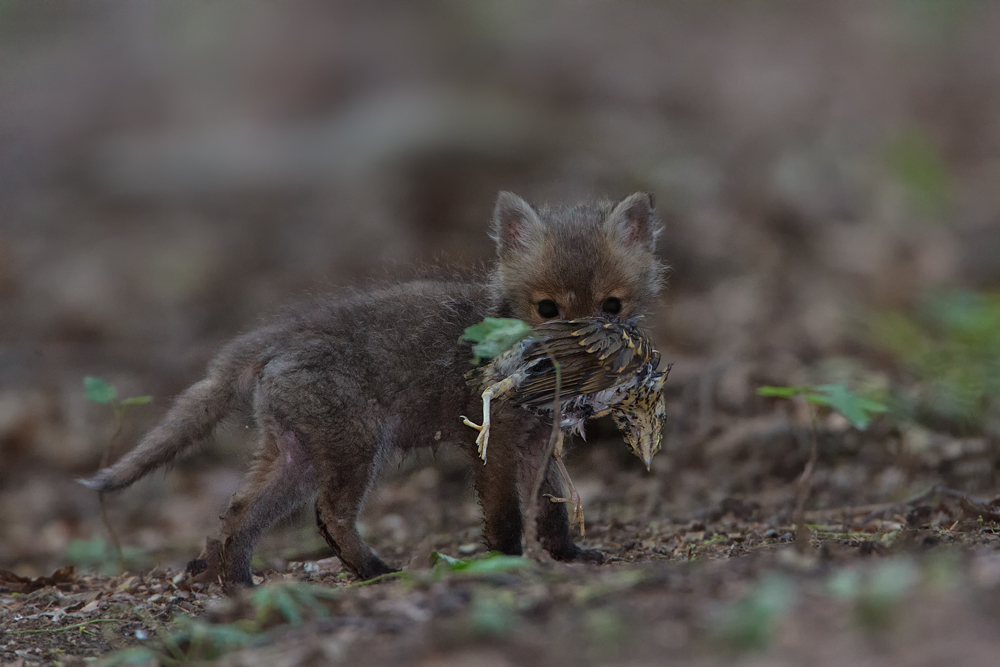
4 619 123 635
858 485 987 526
793 399 820 553
524 342 562 560
99 406 127 573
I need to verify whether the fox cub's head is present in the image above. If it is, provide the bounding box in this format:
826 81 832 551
490 192 664 325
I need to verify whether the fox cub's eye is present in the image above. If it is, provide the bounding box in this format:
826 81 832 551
602 297 622 315
537 299 559 319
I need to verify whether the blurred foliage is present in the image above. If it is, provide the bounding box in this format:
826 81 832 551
84 377 152 409
828 558 919 631
429 551 532 580
251 581 339 628
65 538 147 576
712 573 796 651
461 318 532 364
871 291 1000 431
886 128 951 215
469 590 517 637
84 377 118 405
757 384 889 430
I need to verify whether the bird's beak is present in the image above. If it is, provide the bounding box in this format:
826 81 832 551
640 438 655 472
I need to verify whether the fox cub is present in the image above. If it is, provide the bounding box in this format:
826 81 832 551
83 191 664 589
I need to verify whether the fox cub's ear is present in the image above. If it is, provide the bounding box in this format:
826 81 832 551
492 191 545 256
607 192 657 248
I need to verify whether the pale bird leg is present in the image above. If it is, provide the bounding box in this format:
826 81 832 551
460 376 518 463
543 431 585 537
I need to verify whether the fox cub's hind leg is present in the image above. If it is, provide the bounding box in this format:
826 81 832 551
218 429 317 591
314 448 398 581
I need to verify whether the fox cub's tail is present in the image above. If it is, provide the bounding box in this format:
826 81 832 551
80 337 265 492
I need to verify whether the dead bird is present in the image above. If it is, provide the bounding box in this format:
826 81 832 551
462 318 670 528
463 317 669 467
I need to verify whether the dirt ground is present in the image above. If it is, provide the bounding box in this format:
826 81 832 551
3 2 1000 665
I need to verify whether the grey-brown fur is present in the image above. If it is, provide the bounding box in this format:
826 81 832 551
82 191 663 591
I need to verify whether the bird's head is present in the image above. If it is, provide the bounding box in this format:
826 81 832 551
611 370 667 471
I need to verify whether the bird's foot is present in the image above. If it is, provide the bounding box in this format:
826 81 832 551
460 415 491 462
549 450 585 536
543 493 585 537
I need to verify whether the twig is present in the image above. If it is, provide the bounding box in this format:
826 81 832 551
524 342 563 560
793 399 820 553
797 486 989 528
859 486 988 526
99 407 127 574
4 619 123 635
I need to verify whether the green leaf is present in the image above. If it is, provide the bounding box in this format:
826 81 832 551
430 551 530 575
120 396 152 406
757 383 888 430
429 551 462 568
84 376 117 404
461 318 532 362
812 384 888 430
460 554 531 574
757 385 808 399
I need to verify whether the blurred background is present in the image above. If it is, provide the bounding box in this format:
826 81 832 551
2 1 1000 577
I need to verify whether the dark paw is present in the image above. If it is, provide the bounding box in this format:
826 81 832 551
185 537 223 585
185 558 208 577
548 544 605 564
222 576 254 596
343 555 400 581
575 548 606 564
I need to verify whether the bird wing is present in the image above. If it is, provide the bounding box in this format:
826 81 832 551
514 319 658 409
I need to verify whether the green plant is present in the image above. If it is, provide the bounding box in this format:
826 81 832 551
757 384 889 430
65 537 147 576
429 551 532 576
757 384 888 549
84 376 152 573
460 317 532 363
871 291 1000 431
85 376 152 414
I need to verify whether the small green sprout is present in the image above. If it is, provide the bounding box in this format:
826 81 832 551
85 376 152 411
83 376 152 574
757 384 888 430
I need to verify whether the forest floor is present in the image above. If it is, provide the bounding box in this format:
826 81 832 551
4 421 1000 667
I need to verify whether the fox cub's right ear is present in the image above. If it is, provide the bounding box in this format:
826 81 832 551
607 192 658 249
491 191 545 257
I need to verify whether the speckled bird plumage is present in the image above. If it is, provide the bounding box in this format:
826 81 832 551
464 317 669 469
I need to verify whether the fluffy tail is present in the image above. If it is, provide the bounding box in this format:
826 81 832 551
80 369 240 492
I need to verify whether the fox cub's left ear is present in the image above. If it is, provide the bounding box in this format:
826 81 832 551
607 192 657 248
